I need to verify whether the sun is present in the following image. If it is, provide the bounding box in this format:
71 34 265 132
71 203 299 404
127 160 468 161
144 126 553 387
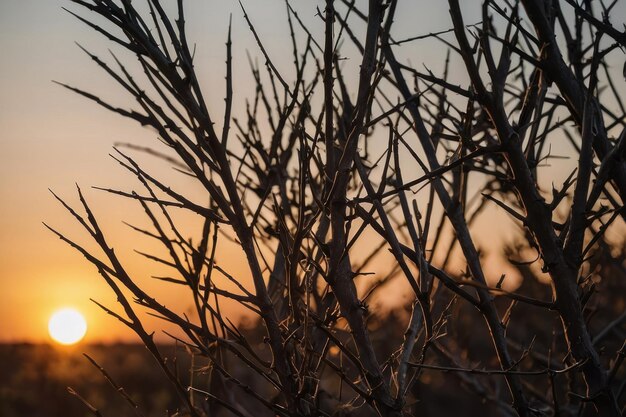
48 308 87 345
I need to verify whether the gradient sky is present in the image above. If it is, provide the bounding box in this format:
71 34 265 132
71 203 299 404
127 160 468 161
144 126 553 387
2 0 622 344
0 0 322 343
0 0 468 343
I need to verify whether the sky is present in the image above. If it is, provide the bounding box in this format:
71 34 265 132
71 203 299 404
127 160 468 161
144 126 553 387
0 0 468 344
0 0 321 343
2 0 623 344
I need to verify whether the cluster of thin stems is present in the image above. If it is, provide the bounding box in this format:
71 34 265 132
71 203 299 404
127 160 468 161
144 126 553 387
49 0 626 416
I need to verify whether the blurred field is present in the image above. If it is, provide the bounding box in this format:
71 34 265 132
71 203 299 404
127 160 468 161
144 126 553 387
2 277 623 417
0 343 190 417
0 322 515 417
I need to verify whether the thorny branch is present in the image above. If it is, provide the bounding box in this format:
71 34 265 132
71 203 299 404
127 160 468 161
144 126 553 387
50 0 626 416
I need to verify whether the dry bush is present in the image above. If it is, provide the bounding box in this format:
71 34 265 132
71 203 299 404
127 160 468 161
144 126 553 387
49 1 626 416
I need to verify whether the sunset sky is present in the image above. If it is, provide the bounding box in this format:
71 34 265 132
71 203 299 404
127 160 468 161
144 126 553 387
0 0 453 344
0 0 316 343
2 0 623 344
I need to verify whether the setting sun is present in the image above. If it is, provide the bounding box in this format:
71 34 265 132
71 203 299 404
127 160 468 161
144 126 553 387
48 308 87 345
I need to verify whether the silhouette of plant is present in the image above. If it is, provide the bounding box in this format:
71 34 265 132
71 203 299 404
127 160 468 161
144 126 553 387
48 1 626 415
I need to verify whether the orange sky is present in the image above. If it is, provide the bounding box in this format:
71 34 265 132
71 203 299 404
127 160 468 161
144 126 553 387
0 0 465 344
2 1 624 344
0 0 322 343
